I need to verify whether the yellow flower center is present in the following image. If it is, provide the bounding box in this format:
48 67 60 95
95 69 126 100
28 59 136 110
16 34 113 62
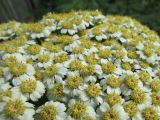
127 50 138 59
86 83 101 97
106 75 121 88
102 62 116 73
103 108 120 120
61 20 73 29
39 105 57 120
66 75 83 89
27 44 41 55
142 107 158 120
121 62 132 70
52 83 64 97
4 99 25 118
69 59 83 71
72 46 84 54
81 65 95 77
139 71 150 83
106 93 122 106
86 54 99 65
125 75 138 89
38 53 50 63
151 92 160 106
150 79 160 92
56 35 73 45
113 51 125 59
54 53 68 63
34 68 43 81
98 49 111 58
20 79 37 93
124 101 138 117
9 62 27 76
80 39 94 49
3 56 17 67
70 101 87 119
42 42 62 52
132 88 146 104
143 47 153 57
4 45 19 53
140 60 150 69
92 27 103 36
44 64 58 77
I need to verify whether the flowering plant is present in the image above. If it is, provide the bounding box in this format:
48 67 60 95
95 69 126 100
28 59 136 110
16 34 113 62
0 10 160 120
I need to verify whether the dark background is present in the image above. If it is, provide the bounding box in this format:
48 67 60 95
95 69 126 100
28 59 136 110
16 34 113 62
0 0 160 34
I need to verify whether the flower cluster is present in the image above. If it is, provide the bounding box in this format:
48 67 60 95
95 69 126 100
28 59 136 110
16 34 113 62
0 10 160 120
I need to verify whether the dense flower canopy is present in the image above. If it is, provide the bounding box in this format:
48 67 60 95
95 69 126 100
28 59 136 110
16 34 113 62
0 10 160 120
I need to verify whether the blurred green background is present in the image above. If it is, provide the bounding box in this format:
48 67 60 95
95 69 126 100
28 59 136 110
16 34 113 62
0 0 160 34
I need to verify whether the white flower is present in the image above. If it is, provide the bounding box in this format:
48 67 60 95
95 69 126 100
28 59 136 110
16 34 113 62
12 76 45 101
98 102 129 120
0 94 35 120
36 101 66 120
67 99 96 120
79 83 103 106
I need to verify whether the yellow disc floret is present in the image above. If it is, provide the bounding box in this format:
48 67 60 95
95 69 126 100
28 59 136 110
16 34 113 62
38 53 50 63
150 79 160 92
124 101 138 117
9 62 27 76
44 64 58 77
27 44 41 55
81 65 95 77
132 88 146 104
52 83 64 97
54 53 68 63
70 101 87 119
102 62 116 73
98 49 111 58
66 75 83 89
125 75 138 89
106 75 121 88
142 106 158 120
39 105 57 120
103 108 119 120
106 93 122 106
139 70 150 83
151 92 160 106
85 83 101 97
69 59 83 71
4 99 25 118
20 79 37 93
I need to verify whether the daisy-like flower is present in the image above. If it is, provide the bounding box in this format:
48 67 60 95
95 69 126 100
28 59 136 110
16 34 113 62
36 101 66 120
98 102 129 120
36 51 53 68
47 81 68 102
87 24 107 41
67 99 97 120
58 19 78 35
124 101 143 120
0 93 35 120
43 63 67 88
3 60 35 81
79 83 103 106
63 73 84 97
142 106 160 120
12 76 45 101
100 74 122 94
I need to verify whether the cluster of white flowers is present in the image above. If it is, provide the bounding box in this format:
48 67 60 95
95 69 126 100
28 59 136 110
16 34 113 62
0 10 160 120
